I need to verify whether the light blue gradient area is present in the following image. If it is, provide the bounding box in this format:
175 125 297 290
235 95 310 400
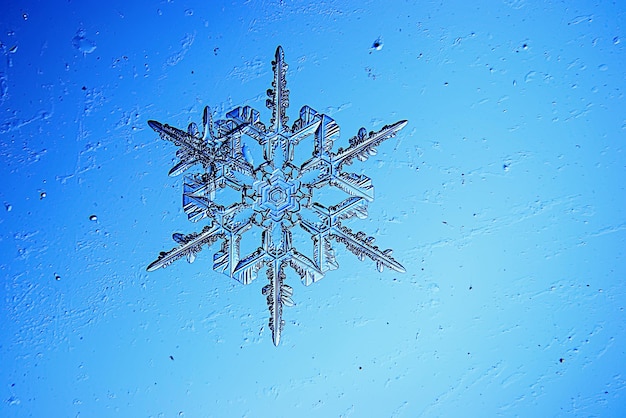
1 1 625 416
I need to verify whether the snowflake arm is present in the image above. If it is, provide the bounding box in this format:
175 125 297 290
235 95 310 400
301 197 405 274
267 46 290 132
262 260 293 346
147 222 222 272
330 224 406 273
332 120 408 169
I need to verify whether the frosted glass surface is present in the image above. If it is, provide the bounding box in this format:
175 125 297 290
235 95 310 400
1 1 625 417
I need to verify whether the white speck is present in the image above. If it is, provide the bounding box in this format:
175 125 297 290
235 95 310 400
242 144 254 166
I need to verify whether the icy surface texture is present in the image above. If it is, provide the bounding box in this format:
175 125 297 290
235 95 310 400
146 46 407 345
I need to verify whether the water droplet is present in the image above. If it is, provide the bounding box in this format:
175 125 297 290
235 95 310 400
22 13 28 21
613 36 620 45
598 64 608 71
371 37 384 51
0 72 7 100
89 214 98 221
185 9 193 16
8 45 18 54
54 273 61 281
72 30 97 55
4 202 11 212
40 191 47 199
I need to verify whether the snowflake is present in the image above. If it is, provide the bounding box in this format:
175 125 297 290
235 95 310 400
147 46 407 345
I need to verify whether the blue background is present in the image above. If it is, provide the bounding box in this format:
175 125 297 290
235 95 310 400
1 1 625 416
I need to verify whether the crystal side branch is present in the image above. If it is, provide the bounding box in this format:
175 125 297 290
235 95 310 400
146 46 407 346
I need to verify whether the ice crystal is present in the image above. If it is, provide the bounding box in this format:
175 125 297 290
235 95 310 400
147 46 407 345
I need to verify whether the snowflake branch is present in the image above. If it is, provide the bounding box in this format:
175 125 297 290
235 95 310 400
146 222 222 272
331 224 406 273
332 120 408 170
266 46 290 132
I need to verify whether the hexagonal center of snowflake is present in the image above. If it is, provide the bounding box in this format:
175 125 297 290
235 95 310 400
255 170 300 221
268 187 287 204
